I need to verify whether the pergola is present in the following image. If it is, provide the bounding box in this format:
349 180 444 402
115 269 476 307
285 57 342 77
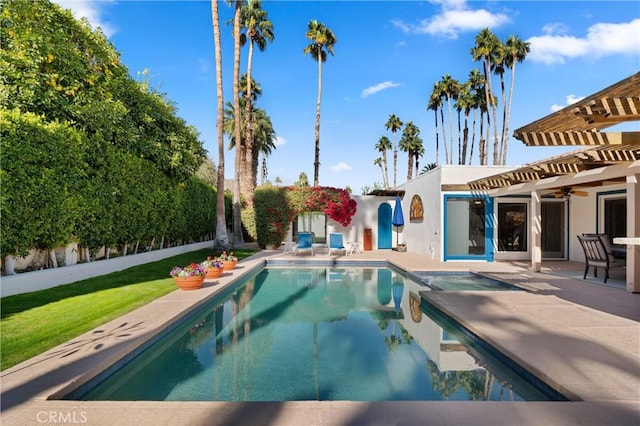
469 72 640 292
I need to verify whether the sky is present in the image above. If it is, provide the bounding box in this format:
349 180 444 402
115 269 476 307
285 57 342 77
53 0 640 193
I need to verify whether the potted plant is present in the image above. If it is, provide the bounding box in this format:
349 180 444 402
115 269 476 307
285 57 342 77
219 251 238 270
201 256 224 278
170 262 206 290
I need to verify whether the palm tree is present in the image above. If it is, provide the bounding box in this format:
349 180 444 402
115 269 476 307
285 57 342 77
251 108 276 186
240 0 274 194
502 35 530 164
223 99 274 185
455 84 473 165
303 20 336 187
427 84 443 165
399 121 421 181
375 136 392 189
385 114 403 186
438 74 461 165
373 158 385 184
471 28 502 165
467 69 484 165
230 0 244 247
211 0 229 251
413 139 425 178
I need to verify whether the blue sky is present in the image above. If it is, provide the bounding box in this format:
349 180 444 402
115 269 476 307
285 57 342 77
54 0 639 193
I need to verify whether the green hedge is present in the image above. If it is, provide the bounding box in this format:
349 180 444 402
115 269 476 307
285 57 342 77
0 109 219 260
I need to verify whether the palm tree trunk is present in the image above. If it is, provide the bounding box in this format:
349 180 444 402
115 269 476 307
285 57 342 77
469 108 477 165
212 0 228 251
433 108 439 166
382 151 389 189
393 145 398 187
232 0 244 247
461 111 469 165
313 56 322 187
440 108 448 165
244 40 256 199
446 96 454 165
503 62 517 165
498 73 507 165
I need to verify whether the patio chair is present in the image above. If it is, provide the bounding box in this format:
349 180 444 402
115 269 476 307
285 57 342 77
577 234 626 283
295 232 314 256
328 233 346 256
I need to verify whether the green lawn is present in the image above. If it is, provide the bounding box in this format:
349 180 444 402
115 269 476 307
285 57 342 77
0 247 257 371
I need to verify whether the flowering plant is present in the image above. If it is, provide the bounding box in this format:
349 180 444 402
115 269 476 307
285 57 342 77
200 256 223 269
170 262 206 278
218 251 237 262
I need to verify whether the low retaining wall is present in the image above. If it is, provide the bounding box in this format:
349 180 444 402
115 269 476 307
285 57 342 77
1 241 214 298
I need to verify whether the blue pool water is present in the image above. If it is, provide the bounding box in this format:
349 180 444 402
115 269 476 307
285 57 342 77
74 267 563 402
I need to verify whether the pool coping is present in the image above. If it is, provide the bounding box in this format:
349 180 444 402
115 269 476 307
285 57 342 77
2 250 639 425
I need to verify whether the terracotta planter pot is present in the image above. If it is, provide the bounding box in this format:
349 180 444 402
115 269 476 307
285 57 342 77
173 276 205 290
205 267 223 278
222 260 237 271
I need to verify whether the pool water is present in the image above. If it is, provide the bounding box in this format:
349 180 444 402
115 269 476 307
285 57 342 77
75 267 560 402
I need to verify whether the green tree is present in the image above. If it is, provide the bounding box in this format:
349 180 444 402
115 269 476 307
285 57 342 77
471 28 502 165
303 20 336 187
398 121 422 181
240 0 274 196
295 172 310 187
438 74 461 165
427 87 442 166
385 114 403 186
374 136 392 189
230 0 245 247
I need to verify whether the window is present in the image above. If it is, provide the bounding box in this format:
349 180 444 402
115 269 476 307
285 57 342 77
497 203 527 252
604 197 626 239
445 197 486 258
293 212 327 243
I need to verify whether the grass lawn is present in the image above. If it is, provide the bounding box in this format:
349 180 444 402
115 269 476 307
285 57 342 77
0 247 257 371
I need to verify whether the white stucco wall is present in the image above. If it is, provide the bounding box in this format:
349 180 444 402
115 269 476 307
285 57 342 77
328 195 397 251
395 165 515 260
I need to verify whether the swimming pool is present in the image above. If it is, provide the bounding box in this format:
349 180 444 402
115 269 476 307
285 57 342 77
410 272 520 291
71 267 564 402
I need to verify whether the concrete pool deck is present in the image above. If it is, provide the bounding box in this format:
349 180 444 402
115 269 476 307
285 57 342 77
1 249 639 425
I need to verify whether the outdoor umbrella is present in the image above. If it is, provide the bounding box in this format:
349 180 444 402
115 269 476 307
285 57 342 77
392 196 404 247
392 278 404 314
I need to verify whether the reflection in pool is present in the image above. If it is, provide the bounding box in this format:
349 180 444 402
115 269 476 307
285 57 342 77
74 267 563 401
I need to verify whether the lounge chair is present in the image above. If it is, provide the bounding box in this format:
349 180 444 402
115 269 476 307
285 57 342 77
328 233 346 256
577 234 626 283
295 232 314 256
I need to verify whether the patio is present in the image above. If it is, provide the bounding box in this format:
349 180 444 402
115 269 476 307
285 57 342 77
1 248 638 425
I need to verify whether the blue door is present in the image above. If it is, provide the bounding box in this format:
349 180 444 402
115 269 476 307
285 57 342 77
378 203 392 249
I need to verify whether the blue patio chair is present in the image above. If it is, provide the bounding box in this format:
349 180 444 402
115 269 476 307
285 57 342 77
328 233 346 256
295 232 314 256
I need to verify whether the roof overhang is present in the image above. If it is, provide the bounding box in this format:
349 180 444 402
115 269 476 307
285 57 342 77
470 72 640 195
367 189 405 197
513 72 640 146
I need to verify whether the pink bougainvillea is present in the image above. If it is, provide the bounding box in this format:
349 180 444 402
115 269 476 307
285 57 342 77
254 186 358 247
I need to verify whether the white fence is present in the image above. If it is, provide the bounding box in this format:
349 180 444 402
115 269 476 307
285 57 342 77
0 241 214 298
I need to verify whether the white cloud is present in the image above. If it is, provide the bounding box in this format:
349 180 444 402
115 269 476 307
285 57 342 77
361 81 401 98
391 0 509 39
528 18 640 64
274 136 286 146
550 94 585 112
52 0 116 37
330 162 352 172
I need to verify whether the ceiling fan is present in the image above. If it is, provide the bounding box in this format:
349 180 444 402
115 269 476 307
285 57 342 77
553 186 589 198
